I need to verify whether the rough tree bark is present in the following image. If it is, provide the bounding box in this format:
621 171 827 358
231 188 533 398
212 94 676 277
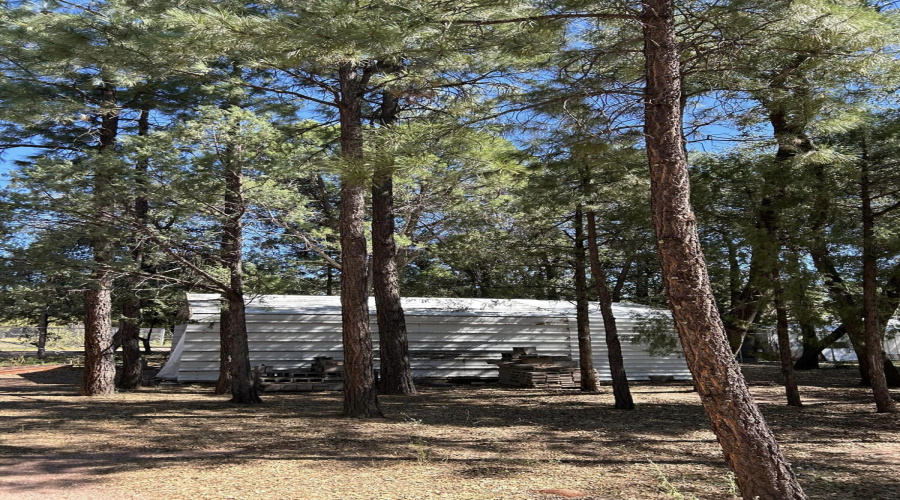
372 90 415 395
223 292 258 404
215 304 234 395
118 105 151 391
573 206 600 392
860 142 897 412
586 209 634 409
80 80 118 397
641 2 807 498
220 139 261 404
338 63 381 417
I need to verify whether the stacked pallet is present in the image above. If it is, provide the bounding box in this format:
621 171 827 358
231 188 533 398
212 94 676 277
254 356 344 392
312 356 344 375
492 347 582 389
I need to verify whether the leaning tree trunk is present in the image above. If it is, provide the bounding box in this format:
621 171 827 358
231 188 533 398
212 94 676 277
574 205 599 392
338 63 381 417
861 145 897 412
641 2 807 498
586 209 634 409
220 136 261 404
372 90 415 395
80 80 119 397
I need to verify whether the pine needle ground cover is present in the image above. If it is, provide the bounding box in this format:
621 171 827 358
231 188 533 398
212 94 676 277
0 364 897 500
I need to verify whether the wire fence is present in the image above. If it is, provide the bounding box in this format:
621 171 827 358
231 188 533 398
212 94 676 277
0 325 171 353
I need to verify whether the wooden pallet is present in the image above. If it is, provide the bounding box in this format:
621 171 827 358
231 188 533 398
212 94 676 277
261 381 344 392
254 358 345 392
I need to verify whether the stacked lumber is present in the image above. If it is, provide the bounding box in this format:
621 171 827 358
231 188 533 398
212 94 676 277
254 356 344 392
491 347 582 389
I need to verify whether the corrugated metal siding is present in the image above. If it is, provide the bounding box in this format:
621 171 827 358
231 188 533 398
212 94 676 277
172 294 691 382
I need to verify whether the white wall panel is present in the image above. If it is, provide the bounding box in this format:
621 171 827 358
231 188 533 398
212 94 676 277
164 294 691 382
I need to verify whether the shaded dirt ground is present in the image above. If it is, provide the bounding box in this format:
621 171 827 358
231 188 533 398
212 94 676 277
1 363 898 500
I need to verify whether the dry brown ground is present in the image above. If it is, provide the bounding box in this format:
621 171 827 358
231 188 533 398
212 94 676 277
0 363 898 500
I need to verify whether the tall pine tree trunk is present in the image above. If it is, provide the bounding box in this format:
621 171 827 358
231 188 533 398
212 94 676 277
338 63 381 417
82 283 115 396
586 209 633 409
80 80 118 397
118 106 151 391
641 2 806 497
215 304 234 395
861 142 896 412
224 292 258 404
118 302 143 390
220 141 261 404
372 91 415 395
36 310 49 359
574 205 599 392
773 274 802 407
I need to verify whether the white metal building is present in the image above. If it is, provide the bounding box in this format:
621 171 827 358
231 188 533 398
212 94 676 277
157 294 693 382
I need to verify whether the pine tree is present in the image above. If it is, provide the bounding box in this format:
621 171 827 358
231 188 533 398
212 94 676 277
1 3 139 395
641 0 807 497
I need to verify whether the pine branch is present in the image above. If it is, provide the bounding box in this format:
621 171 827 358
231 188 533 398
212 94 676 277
0 143 83 152
455 13 638 26
261 207 341 270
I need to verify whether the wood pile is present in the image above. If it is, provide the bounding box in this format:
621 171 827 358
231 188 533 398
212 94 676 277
491 347 582 389
254 356 344 392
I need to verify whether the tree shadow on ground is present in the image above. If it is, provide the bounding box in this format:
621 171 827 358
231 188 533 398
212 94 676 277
0 363 897 499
